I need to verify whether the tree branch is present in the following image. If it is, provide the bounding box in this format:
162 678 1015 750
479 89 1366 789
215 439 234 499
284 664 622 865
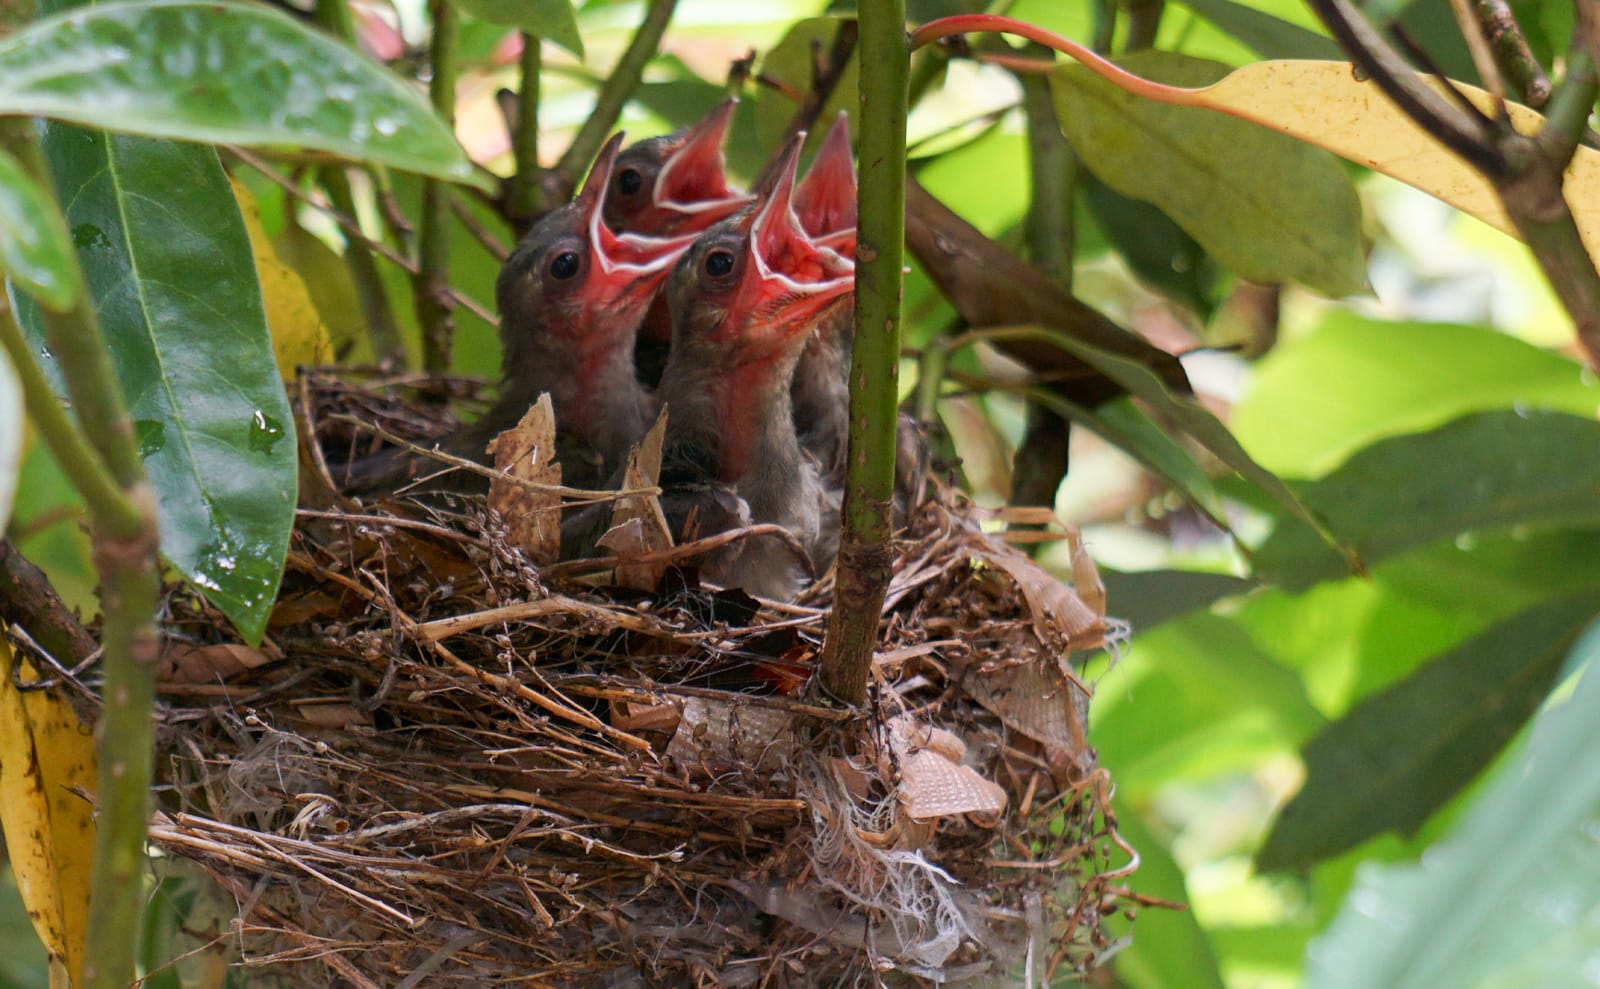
314 0 405 363
1472 0 1551 107
504 35 545 223
551 0 679 195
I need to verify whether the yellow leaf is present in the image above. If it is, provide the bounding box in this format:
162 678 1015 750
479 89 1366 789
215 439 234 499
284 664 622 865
0 633 97 987
231 179 335 379
1155 61 1600 256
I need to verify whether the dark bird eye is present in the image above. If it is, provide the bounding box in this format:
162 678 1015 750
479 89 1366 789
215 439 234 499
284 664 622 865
549 251 581 280
615 167 643 196
704 249 736 277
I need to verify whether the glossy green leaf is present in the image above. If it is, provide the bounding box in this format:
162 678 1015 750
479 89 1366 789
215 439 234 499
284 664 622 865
1363 0 1421 22
1307 618 1600 989
1099 568 1254 633
1233 312 1600 478
981 323 1351 569
1052 52 1367 297
1081 172 1218 316
0 150 81 312
1253 411 1600 590
1258 595 1599 872
1109 806 1227 989
0 345 20 534
1031 391 1232 532
1175 0 1341 59
0 1 474 183
15 128 295 644
1375 528 1600 626
447 0 582 57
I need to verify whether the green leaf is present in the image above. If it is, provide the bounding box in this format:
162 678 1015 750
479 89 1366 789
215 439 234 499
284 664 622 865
1030 391 1232 532
1306 617 1600 989
1376 528 1600 625
0 150 81 312
1258 595 1599 872
1100 567 1254 633
1052 51 1367 297
0 345 19 534
15 129 295 644
1362 0 1421 22
1109 806 1227 989
0 0 475 184
1092 612 1325 792
447 0 582 58
1253 411 1600 590
1232 312 1600 478
977 324 1353 571
1081 171 1218 316
1175 0 1342 60
754 17 859 162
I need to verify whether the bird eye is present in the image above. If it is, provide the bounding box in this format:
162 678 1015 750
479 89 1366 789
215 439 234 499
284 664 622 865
549 251 581 280
704 249 736 278
615 167 643 196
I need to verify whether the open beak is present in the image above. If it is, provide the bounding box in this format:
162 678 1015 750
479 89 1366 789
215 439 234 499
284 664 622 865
652 98 751 226
579 132 698 307
793 111 857 242
731 134 855 333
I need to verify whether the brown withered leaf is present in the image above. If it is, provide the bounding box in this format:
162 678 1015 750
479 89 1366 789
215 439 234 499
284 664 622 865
971 528 1106 653
486 393 562 565
159 643 271 684
290 700 373 729
597 409 672 591
888 715 1007 822
965 656 1089 763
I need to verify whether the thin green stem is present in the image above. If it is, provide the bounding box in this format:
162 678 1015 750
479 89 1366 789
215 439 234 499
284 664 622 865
552 0 678 190
1 117 163 989
416 0 459 374
324 172 405 363
1503 47 1600 368
505 34 545 222
1124 0 1164 51
1533 47 1595 165
1012 63 1076 517
1092 0 1116 53
314 0 404 363
83 515 161 989
0 126 143 490
1018 70 1073 285
310 0 356 43
817 0 907 707
0 312 140 538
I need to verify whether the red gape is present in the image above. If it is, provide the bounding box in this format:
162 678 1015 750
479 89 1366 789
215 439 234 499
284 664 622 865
654 136 855 602
602 97 751 237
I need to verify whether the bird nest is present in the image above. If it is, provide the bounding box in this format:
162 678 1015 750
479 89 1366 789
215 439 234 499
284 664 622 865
147 369 1137 987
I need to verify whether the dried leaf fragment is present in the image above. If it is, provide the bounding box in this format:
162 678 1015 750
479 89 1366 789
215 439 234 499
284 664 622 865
889 716 1007 821
598 409 673 591
159 642 271 684
486 393 562 564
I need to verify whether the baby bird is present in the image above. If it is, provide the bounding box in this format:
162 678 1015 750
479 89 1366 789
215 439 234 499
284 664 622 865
654 136 855 601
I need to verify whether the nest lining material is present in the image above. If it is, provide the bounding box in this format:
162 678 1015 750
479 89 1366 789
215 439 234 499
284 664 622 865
148 370 1136 987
